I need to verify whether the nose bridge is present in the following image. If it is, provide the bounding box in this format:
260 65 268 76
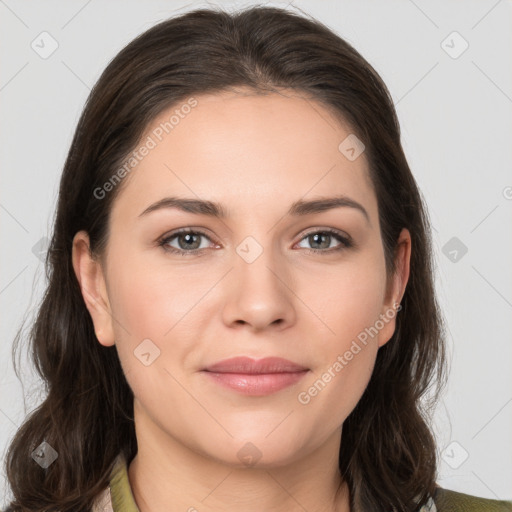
235 232 285 292
221 232 296 330
235 225 291 281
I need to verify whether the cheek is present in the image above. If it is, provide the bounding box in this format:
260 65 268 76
294 253 386 424
296 330 378 437
104 247 227 395
104 252 194 382
310 251 387 343
107 248 211 340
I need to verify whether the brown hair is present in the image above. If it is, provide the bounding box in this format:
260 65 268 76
4 5 446 511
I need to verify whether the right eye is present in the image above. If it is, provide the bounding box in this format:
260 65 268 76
158 229 216 256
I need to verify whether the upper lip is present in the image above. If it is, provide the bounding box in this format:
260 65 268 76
203 356 308 374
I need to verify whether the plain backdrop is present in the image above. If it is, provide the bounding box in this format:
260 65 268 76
1 0 511 506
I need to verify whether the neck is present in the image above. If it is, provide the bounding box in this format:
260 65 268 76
128 404 351 512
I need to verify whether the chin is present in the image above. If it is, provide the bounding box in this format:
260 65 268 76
200 433 305 469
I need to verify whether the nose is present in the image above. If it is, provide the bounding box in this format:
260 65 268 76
221 246 296 333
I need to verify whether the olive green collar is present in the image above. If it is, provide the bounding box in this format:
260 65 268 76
109 453 140 512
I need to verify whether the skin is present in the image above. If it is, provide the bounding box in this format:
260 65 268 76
72 87 411 512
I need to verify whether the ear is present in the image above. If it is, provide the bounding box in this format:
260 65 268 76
72 230 115 347
377 227 411 348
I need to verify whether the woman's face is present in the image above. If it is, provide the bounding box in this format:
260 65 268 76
73 88 410 468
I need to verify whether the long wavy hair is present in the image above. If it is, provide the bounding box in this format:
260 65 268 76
4 5 447 511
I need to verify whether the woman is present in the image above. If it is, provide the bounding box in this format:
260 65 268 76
3 5 511 512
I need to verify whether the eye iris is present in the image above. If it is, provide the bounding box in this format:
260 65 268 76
310 233 330 249
178 232 201 250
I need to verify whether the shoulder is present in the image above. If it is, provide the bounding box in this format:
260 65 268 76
433 486 512 511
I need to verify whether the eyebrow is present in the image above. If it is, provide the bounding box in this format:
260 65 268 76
138 195 370 224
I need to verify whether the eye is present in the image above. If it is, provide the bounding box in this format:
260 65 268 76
158 229 214 255
295 229 353 254
158 228 353 256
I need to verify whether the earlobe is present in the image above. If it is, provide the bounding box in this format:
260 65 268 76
71 231 116 347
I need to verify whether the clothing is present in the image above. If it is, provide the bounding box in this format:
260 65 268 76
91 452 512 512
92 453 138 512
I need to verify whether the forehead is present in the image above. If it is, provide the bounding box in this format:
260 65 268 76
109 88 376 223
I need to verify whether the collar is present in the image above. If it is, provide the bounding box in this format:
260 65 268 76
101 452 140 512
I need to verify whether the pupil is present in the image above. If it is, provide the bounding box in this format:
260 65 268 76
311 233 329 249
180 233 199 249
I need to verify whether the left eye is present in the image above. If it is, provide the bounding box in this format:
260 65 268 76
159 229 352 255
296 230 352 252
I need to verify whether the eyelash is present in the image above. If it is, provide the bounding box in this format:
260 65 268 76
157 228 354 256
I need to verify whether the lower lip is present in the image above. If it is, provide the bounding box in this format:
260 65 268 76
202 370 309 396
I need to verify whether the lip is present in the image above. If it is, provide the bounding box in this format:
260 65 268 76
202 357 309 396
204 356 308 374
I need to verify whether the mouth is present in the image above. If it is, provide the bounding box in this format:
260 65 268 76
201 356 309 396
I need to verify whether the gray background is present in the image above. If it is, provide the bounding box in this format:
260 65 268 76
1 0 511 505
